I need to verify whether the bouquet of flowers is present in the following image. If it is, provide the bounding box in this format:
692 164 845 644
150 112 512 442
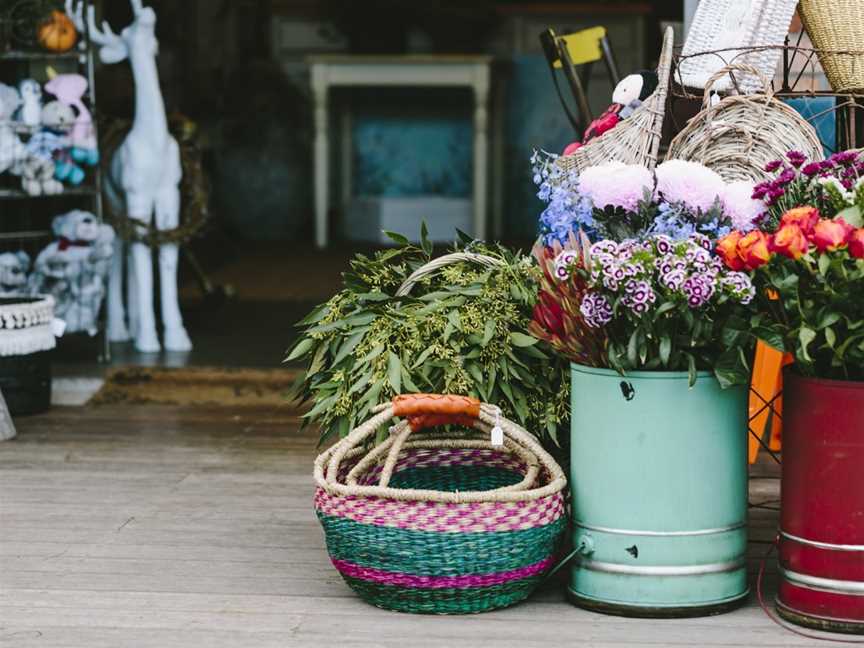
753 149 864 232
531 232 757 386
717 205 864 381
531 154 763 246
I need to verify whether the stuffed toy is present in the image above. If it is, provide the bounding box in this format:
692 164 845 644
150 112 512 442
38 101 85 186
17 79 43 130
0 252 31 297
29 211 115 336
44 73 99 167
0 84 27 176
562 71 659 156
16 156 64 196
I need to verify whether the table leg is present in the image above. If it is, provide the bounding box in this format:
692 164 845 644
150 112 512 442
312 66 330 249
473 66 490 241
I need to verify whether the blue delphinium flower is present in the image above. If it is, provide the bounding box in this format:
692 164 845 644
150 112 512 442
532 150 596 245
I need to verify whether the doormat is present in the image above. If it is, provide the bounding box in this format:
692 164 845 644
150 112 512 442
88 366 302 409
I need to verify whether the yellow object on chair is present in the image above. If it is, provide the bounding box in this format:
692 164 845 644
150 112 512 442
551 27 607 68
748 341 793 464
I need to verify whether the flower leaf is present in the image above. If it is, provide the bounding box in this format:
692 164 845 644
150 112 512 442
388 352 402 393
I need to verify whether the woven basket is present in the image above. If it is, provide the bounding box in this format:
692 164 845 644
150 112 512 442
678 0 799 93
314 394 568 614
556 26 674 176
799 0 864 93
666 65 824 183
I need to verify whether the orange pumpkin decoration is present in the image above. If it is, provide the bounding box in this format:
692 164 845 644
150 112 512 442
37 10 78 53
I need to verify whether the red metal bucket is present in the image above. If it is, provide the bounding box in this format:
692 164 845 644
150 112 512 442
777 371 864 634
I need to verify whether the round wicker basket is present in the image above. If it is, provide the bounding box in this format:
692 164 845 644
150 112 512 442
665 65 824 183
799 0 864 93
314 394 568 614
556 26 674 176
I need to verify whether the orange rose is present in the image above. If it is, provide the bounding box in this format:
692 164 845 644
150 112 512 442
780 206 820 234
716 231 744 270
811 217 853 252
771 224 810 260
737 231 772 270
849 228 864 259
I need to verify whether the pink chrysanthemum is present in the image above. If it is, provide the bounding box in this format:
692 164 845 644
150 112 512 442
722 181 764 232
655 160 726 213
579 163 653 212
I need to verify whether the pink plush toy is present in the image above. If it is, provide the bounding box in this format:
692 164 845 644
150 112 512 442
44 72 99 165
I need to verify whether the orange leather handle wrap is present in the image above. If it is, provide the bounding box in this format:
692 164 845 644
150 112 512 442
405 413 478 433
393 394 482 420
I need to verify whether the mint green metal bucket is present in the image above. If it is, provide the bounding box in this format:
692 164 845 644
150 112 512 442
568 364 749 617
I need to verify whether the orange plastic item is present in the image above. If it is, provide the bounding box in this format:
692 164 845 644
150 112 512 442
748 342 793 463
393 394 482 420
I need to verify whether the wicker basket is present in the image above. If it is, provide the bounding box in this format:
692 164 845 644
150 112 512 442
678 0 799 93
556 26 674 176
314 394 568 614
799 0 864 93
666 65 824 183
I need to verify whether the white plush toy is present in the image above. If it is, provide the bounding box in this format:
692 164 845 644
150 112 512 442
0 252 31 296
17 79 42 130
30 211 115 336
0 83 27 176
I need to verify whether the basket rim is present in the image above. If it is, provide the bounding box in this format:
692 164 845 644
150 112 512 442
314 399 567 503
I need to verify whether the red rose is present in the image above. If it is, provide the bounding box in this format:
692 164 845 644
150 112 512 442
849 228 864 259
771 224 810 260
811 217 854 252
716 231 744 270
780 206 820 234
737 231 772 270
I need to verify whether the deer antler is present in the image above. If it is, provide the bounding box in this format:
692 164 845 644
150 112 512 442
85 6 123 48
65 0 84 33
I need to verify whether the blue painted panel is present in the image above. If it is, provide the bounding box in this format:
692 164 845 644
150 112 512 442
784 97 837 156
505 55 577 240
353 104 471 198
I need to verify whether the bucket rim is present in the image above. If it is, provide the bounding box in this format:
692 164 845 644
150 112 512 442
783 367 864 392
570 363 716 381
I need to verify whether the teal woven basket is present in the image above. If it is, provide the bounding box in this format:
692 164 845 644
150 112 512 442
314 394 568 614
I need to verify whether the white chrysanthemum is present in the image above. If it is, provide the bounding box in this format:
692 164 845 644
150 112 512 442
722 181 764 232
578 162 653 212
655 160 726 213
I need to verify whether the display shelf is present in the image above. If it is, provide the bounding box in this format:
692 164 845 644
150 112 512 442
0 185 98 199
0 0 107 361
0 229 51 240
0 48 82 61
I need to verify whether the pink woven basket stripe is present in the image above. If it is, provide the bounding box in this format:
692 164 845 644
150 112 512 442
314 489 565 533
331 556 555 589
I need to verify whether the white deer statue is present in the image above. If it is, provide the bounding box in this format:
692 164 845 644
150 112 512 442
68 0 192 353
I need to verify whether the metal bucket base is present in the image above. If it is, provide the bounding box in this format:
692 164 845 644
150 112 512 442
777 602 864 635
567 588 748 619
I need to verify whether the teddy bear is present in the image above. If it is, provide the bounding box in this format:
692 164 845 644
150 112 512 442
39 101 84 186
0 83 27 176
29 211 115 336
44 73 99 167
0 252 31 297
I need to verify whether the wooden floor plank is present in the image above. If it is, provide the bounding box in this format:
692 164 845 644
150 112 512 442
0 405 829 647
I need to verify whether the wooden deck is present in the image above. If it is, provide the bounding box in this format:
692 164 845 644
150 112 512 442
0 405 822 647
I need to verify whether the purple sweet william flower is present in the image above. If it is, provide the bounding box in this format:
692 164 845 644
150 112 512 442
580 292 613 328
682 274 716 308
764 160 783 172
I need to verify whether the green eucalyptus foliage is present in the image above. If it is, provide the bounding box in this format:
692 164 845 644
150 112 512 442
287 229 570 449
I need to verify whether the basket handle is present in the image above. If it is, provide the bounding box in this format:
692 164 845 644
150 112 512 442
701 63 774 108
393 394 481 430
395 252 507 297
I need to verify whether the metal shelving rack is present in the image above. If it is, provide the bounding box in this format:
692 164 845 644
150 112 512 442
1 0 106 358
